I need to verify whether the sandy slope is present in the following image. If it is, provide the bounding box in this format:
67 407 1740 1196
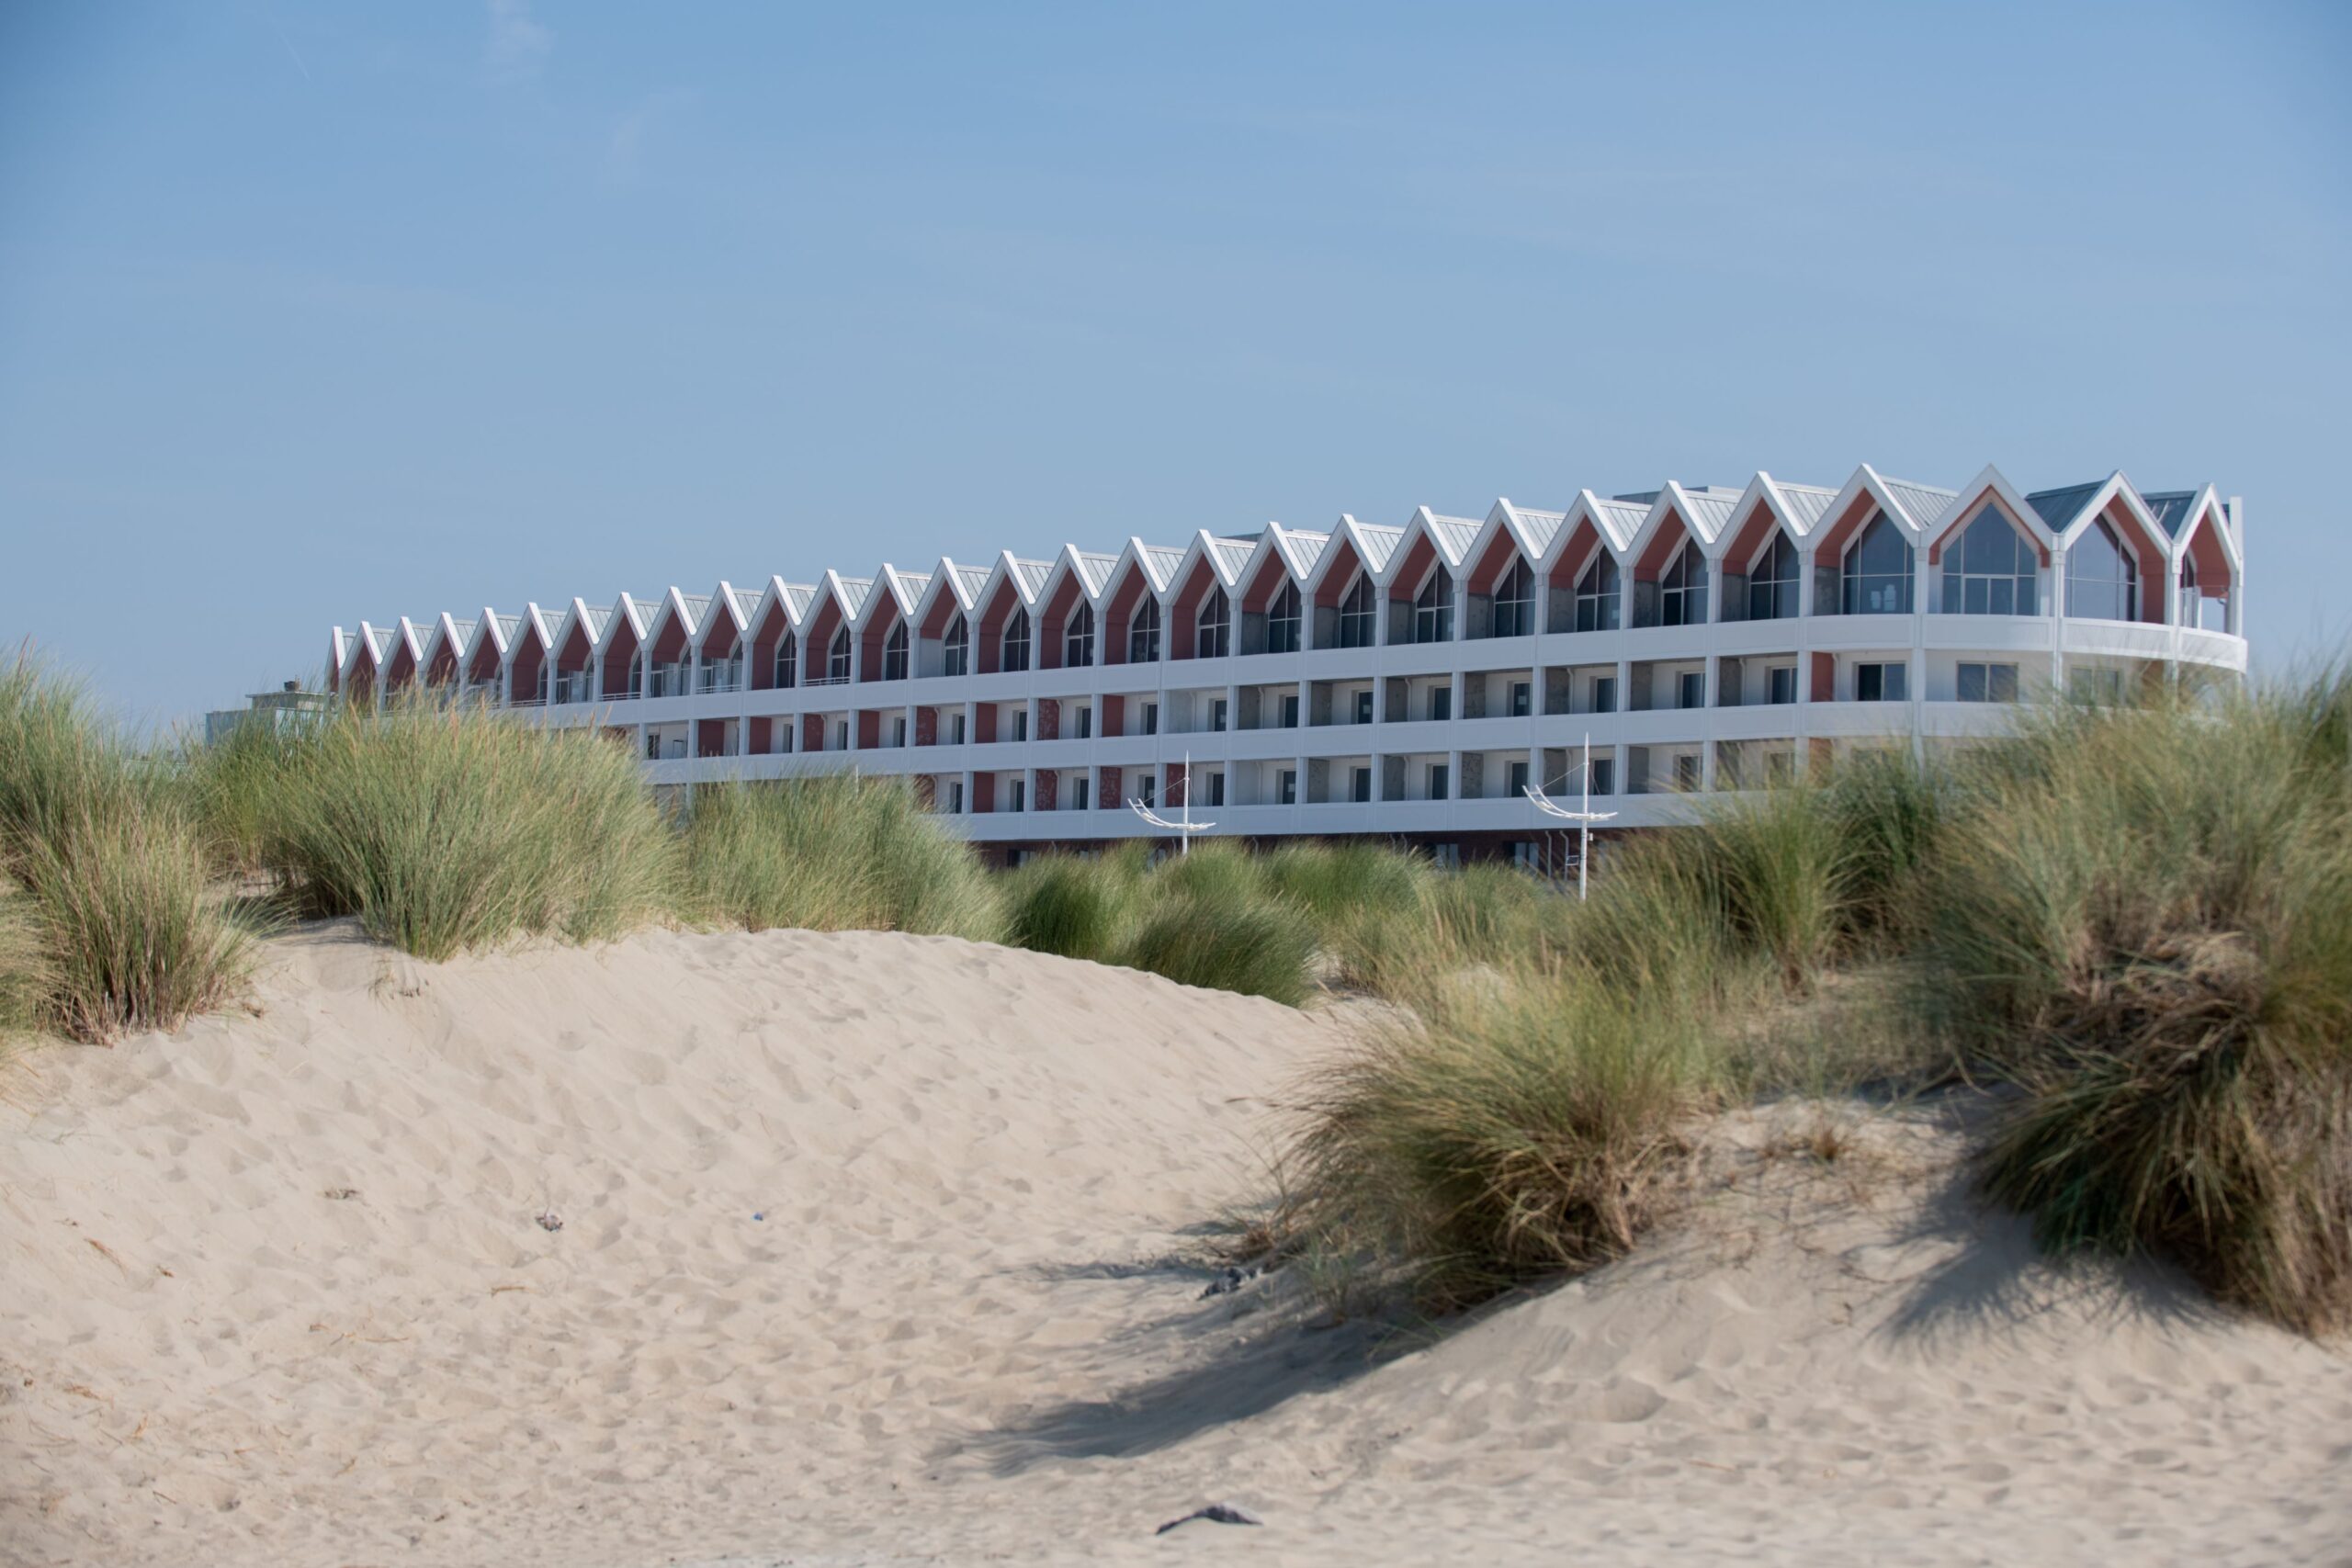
2 927 2346 1568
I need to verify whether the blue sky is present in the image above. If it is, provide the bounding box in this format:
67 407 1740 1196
3 2 2346 727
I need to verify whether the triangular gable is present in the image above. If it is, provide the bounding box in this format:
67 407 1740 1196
690 582 759 657
325 626 348 693
1923 466 2053 566
1464 500 1562 593
459 607 509 684
548 597 605 671
1235 528 1308 612
1624 483 1735 580
1096 539 1168 661
1809 465 1956 564
1545 494 1634 590
911 558 981 638
1715 472 1836 571
1301 515 1394 603
2155 485 2242 576
640 587 705 664
2030 473 2170 602
422 612 475 684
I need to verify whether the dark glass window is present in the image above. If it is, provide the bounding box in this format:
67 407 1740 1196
1194 587 1230 659
1842 513 1916 615
1574 553 1621 632
1957 661 2020 703
1940 505 2038 616
1337 575 1377 647
942 615 968 677
1413 566 1454 643
1001 608 1030 672
774 631 797 688
826 627 851 682
882 621 909 682
1127 599 1160 662
1265 582 1301 653
2066 518 2138 622
1492 558 1534 637
1747 533 1800 620
1660 542 1708 626
1064 604 1094 668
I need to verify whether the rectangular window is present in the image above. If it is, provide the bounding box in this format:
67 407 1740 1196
949 712 967 745
1139 774 1157 808
1673 753 1701 791
1856 661 1908 703
1009 778 1025 813
1430 686 1453 722
1072 777 1090 810
1352 690 1374 725
1075 705 1092 739
1589 757 1615 796
1590 675 1617 714
1141 702 1159 736
892 716 908 747
1768 666 1797 705
1957 661 2020 703
832 721 849 751
1510 680 1532 717
1281 693 1300 728
1430 842 1460 870
1279 768 1297 806
1206 772 1226 807
1211 698 1228 733
1012 709 1028 743
946 781 963 813
1429 762 1450 800
1509 760 1530 795
2070 667 2125 705
1678 671 1704 710
1351 766 1372 804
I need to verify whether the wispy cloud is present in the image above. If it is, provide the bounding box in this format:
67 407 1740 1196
606 91 697 185
484 0 551 81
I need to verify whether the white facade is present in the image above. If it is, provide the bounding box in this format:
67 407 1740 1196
327 464 2248 855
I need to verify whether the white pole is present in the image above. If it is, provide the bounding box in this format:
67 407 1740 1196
1181 748 1191 856
1580 730 1592 904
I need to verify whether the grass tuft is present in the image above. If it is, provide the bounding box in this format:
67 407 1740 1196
687 773 1004 942
257 698 681 960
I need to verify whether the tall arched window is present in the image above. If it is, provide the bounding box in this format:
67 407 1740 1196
1064 603 1094 668
1492 558 1534 637
773 630 797 689
1412 565 1454 643
942 613 968 677
1747 533 1800 620
2065 518 2137 622
1939 504 2037 615
1265 582 1302 653
882 620 909 681
1337 574 1376 648
1842 513 1915 615
1194 587 1229 659
1127 598 1160 662
1001 607 1031 672
826 626 851 682
1659 541 1707 626
1574 553 1620 632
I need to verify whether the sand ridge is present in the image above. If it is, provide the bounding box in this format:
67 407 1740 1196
3 926 2347 1566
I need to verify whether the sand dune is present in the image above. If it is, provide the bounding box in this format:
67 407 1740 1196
3 928 2346 1567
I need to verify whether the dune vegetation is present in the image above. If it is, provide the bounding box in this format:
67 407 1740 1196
1280 671 2352 1334
0 658 251 1043
6 649 2346 1334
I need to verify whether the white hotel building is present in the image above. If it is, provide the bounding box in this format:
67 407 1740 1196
326 464 2247 864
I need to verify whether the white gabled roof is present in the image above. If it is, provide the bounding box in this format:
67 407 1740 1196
336 461 2241 674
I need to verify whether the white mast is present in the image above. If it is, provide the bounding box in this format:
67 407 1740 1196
1521 731 1617 900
